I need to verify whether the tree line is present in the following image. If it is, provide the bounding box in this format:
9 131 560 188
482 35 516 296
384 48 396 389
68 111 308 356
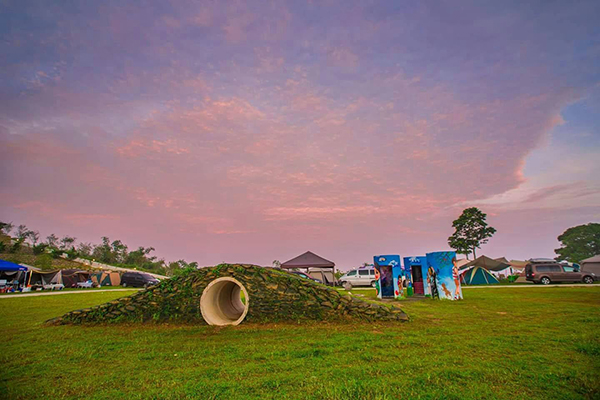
0 221 197 276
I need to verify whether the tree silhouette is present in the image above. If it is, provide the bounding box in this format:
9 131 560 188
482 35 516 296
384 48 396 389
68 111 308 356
448 207 496 259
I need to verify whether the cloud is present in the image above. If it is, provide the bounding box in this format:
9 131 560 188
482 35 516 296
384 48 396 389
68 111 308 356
1 0 598 267
116 139 190 158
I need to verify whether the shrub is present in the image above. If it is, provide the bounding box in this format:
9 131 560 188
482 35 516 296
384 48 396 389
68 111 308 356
65 249 79 260
49 248 64 259
35 254 53 270
32 243 48 255
9 239 23 254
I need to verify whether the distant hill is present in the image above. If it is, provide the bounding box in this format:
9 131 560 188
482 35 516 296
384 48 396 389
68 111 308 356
0 252 88 270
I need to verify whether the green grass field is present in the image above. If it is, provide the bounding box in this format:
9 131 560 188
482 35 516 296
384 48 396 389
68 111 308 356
0 286 140 296
1 287 599 399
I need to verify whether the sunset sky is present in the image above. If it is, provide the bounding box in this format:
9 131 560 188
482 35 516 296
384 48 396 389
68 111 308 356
1 1 599 269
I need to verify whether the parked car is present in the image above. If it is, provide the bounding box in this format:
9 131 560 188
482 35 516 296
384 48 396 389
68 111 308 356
338 266 377 288
121 272 160 288
289 271 322 283
525 261 596 285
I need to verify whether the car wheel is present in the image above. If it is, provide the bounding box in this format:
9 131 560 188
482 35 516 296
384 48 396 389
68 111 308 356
144 283 150 289
583 276 594 284
540 277 551 285
122 282 127 287
342 281 352 291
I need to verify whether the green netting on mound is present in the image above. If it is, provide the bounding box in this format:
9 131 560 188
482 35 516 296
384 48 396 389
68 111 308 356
47 264 409 325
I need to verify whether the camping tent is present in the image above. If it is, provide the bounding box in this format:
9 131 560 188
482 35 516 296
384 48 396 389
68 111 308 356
28 270 63 287
281 251 336 285
90 271 121 286
581 255 600 275
461 266 500 285
62 269 91 288
0 259 29 288
462 255 514 278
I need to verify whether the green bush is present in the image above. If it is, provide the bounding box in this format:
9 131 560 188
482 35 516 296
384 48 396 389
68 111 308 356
9 239 23 254
32 243 48 255
49 248 64 259
35 254 53 270
65 249 79 260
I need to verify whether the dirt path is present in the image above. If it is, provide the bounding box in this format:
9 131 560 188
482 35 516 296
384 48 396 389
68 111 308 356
0 289 140 299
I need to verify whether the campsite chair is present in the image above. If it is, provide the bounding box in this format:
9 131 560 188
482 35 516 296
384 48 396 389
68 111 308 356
0 279 7 289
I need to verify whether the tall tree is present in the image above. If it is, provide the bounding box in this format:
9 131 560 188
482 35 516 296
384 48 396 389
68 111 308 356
448 207 497 259
110 239 128 263
27 230 40 246
92 237 113 263
60 236 77 250
46 234 59 248
77 242 94 257
0 221 13 235
554 223 600 263
16 224 30 241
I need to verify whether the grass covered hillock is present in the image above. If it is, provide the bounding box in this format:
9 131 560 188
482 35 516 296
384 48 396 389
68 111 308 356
48 263 409 325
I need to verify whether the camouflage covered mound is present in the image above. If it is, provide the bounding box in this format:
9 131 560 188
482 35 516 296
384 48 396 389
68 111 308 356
47 264 409 325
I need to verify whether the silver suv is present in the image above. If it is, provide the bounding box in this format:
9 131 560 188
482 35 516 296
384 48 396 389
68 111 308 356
339 267 377 288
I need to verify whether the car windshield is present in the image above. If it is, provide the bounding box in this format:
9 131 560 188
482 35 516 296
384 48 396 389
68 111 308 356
142 274 155 279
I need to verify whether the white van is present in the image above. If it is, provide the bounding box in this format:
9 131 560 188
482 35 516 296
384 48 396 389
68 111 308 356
338 267 376 287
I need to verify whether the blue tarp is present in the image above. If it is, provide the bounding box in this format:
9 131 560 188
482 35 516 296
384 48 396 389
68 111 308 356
0 259 27 271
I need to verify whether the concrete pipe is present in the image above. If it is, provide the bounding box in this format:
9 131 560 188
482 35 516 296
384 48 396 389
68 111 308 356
200 277 249 326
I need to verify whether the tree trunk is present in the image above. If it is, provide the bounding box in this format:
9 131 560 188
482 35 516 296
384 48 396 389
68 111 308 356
473 248 477 259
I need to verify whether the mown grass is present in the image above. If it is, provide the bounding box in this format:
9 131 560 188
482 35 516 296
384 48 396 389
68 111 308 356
1 287 599 399
0 286 139 296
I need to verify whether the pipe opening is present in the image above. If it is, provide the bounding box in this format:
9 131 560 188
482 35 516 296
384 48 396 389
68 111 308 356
200 277 249 326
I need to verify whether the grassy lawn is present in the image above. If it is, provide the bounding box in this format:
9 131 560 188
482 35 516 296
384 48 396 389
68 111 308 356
0 286 138 296
1 288 599 399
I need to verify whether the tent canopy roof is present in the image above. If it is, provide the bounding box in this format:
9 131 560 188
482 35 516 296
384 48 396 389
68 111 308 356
0 259 27 271
455 259 471 268
281 251 335 269
581 254 600 263
462 255 511 272
508 259 527 267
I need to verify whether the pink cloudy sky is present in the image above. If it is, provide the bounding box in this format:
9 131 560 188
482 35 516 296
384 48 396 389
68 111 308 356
1 1 599 269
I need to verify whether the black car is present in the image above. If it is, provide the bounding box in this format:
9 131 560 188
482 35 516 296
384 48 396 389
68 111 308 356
121 272 160 288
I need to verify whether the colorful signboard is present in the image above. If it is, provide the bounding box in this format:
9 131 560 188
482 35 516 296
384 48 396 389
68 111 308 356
373 255 401 299
425 251 462 300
